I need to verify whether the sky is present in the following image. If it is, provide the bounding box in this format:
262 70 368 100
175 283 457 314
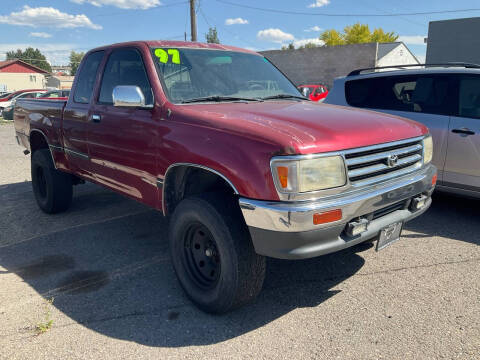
0 0 479 65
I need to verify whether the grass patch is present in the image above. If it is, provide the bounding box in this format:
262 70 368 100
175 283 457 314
0 117 12 125
35 297 54 335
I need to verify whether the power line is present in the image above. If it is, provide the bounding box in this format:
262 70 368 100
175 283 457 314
356 0 425 28
198 6 258 48
215 0 480 17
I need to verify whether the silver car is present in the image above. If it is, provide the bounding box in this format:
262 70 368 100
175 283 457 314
326 64 480 197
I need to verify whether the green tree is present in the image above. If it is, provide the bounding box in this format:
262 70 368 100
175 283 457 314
6 47 51 73
320 24 399 46
206 27 220 44
344 23 372 44
320 29 346 46
371 28 399 43
69 51 85 76
281 43 295 50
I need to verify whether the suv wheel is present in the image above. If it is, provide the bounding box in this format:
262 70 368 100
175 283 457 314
31 149 73 214
169 194 266 314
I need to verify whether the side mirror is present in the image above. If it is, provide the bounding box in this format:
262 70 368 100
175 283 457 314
113 85 148 108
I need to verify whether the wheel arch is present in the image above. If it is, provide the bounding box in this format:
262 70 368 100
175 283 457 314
29 129 59 169
162 163 239 216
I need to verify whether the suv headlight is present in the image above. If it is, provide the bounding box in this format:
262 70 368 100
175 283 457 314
271 155 347 193
423 135 433 164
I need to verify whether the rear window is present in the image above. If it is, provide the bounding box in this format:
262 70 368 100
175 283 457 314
345 75 450 116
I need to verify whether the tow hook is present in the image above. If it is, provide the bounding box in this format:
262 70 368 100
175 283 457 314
410 194 428 211
346 218 369 237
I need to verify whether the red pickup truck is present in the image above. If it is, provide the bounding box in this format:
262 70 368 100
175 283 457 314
14 41 436 313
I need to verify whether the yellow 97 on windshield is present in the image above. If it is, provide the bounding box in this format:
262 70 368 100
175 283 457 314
154 49 180 64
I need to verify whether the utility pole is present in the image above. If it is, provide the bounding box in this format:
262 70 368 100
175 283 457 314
190 0 197 42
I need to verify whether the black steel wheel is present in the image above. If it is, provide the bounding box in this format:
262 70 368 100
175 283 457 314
31 149 73 214
169 194 266 314
182 223 221 289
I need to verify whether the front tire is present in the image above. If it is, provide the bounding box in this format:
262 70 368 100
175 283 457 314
169 194 266 314
31 149 73 214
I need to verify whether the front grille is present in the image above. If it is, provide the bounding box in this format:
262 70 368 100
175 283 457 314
344 138 424 187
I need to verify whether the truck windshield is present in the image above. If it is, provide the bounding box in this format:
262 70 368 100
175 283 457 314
151 48 303 104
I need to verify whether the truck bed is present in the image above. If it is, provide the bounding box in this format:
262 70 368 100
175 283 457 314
14 98 67 152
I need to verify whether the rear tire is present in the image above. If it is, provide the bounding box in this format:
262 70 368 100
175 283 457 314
31 149 73 214
169 194 266 314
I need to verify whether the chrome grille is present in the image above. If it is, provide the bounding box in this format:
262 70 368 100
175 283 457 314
344 137 424 187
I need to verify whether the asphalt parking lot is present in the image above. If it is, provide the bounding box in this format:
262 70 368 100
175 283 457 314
0 122 479 359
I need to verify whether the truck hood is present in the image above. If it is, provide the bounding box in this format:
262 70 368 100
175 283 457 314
174 101 428 155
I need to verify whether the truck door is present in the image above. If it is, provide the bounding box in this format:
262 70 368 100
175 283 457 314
63 51 104 177
87 47 159 209
443 75 480 190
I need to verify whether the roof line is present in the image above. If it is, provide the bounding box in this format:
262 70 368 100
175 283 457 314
0 59 50 74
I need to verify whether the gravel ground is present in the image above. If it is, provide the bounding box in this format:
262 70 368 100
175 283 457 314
0 123 479 359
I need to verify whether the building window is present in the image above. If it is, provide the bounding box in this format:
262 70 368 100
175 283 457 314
30 75 36 82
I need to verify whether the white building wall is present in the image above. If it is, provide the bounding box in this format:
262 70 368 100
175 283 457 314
377 44 419 68
0 73 47 91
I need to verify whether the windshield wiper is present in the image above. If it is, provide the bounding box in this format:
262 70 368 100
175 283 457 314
182 95 263 104
260 94 308 101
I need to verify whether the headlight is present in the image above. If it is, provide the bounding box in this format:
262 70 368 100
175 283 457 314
423 135 433 164
271 155 347 193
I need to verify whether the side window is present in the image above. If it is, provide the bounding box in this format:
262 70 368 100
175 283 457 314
346 75 450 115
74 51 104 104
99 48 153 105
458 76 480 119
409 76 449 115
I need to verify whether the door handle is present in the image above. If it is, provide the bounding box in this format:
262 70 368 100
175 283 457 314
91 114 101 123
452 128 475 136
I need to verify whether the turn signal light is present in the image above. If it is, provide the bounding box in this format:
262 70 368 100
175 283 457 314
313 209 342 225
432 174 438 186
277 166 289 188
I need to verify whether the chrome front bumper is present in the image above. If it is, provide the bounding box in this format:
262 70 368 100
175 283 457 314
239 164 436 259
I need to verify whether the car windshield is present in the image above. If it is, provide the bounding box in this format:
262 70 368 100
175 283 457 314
151 48 302 104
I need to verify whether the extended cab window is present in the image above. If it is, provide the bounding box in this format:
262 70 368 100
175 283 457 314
458 76 480 119
345 75 450 116
74 51 104 104
99 48 153 105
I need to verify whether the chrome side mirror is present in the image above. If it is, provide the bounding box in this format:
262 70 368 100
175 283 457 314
113 85 146 107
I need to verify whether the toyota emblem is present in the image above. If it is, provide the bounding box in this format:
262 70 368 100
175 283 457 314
387 154 399 167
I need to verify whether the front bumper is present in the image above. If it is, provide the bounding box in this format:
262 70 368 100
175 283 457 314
239 164 436 259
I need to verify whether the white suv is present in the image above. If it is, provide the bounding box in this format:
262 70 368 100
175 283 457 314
325 64 480 197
